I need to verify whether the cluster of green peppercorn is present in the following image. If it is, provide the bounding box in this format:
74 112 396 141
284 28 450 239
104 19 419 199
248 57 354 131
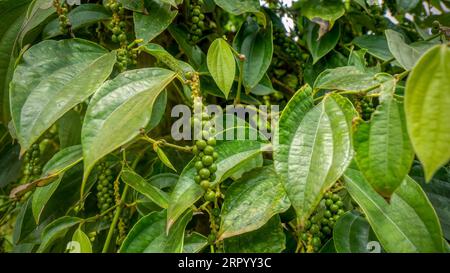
22 144 42 183
116 47 138 72
299 190 346 252
22 127 58 183
188 0 206 43
53 0 71 35
105 0 127 45
262 91 285 107
357 96 376 121
191 102 219 202
96 162 115 220
273 29 303 60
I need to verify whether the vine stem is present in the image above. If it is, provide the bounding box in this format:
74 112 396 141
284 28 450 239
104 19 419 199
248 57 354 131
83 203 120 223
272 78 296 95
101 150 143 253
140 134 192 153
102 185 129 253
234 57 245 105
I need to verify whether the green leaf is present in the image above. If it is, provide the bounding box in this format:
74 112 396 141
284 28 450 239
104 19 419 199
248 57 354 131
223 216 285 253
299 0 345 27
145 90 167 132
10 39 116 153
32 176 62 224
250 74 275 96
233 18 273 90
274 87 356 225
213 0 260 15
81 68 176 184
183 232 208 253
333 211 381 253
314 66 385 92
155 146 177 172
31 145 83 223
58 110 82 149
167 140 266 230
142 43 194 76
207 38 236 98
354 96 414 198
0 0 30 124
410 162 450 240
120 209 192 253
36 144 83 184
70 228 92 253
344 168 445 253
396 0 420 12
42 4 111 39
133 1 177 44
405 45 450 181
37 216 81 253
385 29 428 70
118 0 145 12
353 35 393 61
17 0 56 48
0 144 23 188
121 168 169 209
218 166 290 240
306 22 340 64
168 25 205 69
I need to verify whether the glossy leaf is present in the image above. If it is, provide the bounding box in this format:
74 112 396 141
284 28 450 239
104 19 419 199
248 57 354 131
213 0 260 15
405 45 450 181
10 39 116 153
167 140 266 230
306 22 340 64
410 162 450 240
250 74 275 96
155 146 177 172
385 29 426 70
333 211 381 253
396 0 421 12
58 110 82 149
168 25 205 69
43 4 110 39
142 43 194 75
81 68 176 183
353 35 393 61
299 0 345 27
223 216 285 253
118 0 144 12
133 1 177 44
344 168 445 253
274 87 356 225
120 209 192 253
35 144 83 185
17 0 56 48
31 176 62 224
218 166 290 240
183 232 208 253
70 228 92 253
354 96 414 198
314 66 380 91
121 168 169 209
145 90 168 132
0 0 30 124
207 38 236 98
37 216 81 253
233 18 273 90
0 144 23 188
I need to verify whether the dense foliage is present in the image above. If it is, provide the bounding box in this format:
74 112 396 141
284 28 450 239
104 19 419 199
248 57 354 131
0 0 449 253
